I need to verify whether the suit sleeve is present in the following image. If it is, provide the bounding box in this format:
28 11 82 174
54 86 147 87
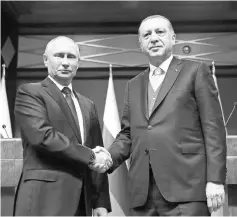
89 103 111 212
14 84 94 166
195 62 227 183
107 82 132 173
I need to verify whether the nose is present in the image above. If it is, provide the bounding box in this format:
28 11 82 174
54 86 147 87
61 56 69 67
150 32 159 43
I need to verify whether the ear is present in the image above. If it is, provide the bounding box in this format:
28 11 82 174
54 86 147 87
139 38 144 52
172 33 176 45
76 59 80 69
43 54 48 67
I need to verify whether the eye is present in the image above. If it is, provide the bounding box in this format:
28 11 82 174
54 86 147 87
156 30 166 36
54 53 63 58
143 33 150 39
68 54 76 59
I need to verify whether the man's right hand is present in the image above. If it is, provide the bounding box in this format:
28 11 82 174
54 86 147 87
89 147 113 173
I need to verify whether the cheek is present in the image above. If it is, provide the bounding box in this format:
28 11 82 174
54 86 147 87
52 62 61 70
70 65 78 76
140 43 148 51
163 40 172 48
72 62 79 69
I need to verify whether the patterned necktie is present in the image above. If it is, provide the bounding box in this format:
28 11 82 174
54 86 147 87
153 67 163 76
61 87 81 138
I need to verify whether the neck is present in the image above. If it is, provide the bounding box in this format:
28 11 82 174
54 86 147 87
149 53 171 67
50 75 71 86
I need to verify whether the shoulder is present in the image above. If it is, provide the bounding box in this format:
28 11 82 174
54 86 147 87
15 82 46 105
17 82 42 94
179 58 211 77
128 68 149 84
181 58 209 69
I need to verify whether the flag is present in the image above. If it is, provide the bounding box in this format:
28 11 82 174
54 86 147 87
0 64 13 138
212 61 227 132
102 64 130 216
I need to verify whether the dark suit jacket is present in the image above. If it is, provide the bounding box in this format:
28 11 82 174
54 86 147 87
13 77 111 216
108 57 227 209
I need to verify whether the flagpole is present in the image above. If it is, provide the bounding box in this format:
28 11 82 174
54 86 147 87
109 64 112 77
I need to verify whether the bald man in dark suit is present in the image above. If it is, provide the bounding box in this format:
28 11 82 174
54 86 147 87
14 36 112 216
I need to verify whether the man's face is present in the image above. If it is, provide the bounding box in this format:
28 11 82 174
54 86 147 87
139 17 176 59
43 38 80 85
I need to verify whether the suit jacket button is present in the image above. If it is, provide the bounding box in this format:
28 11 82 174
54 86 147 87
145 149 149 154
148 125 152 130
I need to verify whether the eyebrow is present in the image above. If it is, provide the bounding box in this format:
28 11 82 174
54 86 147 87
54 52 77 56
142 28 166 34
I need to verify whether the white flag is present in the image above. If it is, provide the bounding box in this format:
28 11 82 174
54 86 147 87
102 64 130 216
0 64 13 138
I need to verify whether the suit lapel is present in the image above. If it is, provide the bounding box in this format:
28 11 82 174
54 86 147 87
41 77 82 143
141 69 150 120
74 91 89 145
151 57 183 116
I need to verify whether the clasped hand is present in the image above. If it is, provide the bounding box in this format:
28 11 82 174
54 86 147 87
206 182 225 213
90 146 113 173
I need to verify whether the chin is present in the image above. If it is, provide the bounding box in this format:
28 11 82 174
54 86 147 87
150 52 163 57
59 73 72 78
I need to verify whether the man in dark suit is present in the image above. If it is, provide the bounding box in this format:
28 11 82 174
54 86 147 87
13 36 112 216
104 15 227 216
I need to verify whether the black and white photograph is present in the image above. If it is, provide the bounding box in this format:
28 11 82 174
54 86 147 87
1 1 237 216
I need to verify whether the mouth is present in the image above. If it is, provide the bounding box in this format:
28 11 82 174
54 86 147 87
59 70 71 74
149 46 162 50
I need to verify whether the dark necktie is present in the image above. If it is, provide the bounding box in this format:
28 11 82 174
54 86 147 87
61 87 81 140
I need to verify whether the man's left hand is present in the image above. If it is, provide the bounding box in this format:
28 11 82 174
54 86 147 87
206 182 225 213
93 207 108 216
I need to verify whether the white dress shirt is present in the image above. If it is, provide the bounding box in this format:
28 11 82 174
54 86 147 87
48 76 84 144
149 55 173 91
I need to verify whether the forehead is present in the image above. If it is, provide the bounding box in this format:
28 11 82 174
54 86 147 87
140 17 170 33
49 39 79 55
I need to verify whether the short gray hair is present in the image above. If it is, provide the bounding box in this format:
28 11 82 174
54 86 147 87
138 15 175 37
44 36 80 57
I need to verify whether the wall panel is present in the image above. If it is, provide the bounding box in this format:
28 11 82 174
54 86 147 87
18 33 237 68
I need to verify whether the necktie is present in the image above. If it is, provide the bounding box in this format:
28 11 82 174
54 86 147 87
153 67 163 76
62 87 81 140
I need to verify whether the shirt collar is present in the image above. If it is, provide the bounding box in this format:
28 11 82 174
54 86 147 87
149 55 173 75
48 75 73 93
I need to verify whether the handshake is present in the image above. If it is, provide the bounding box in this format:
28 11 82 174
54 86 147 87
89 146 113 173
